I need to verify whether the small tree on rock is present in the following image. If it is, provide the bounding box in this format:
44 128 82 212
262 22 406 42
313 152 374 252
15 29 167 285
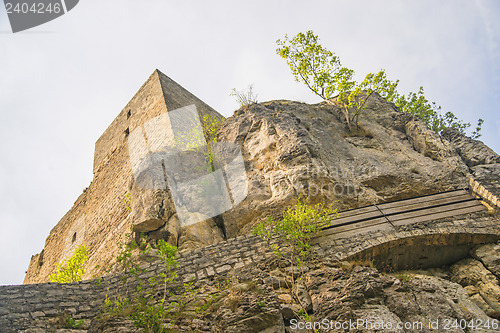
276 30 392 131
277 30 483 137
253 197 337 270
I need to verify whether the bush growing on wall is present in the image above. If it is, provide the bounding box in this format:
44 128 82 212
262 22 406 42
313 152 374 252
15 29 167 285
49 245 89 283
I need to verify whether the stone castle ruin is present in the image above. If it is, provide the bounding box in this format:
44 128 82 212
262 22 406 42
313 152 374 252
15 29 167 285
24 70 228 284
8 69 500 332
24 69 500 285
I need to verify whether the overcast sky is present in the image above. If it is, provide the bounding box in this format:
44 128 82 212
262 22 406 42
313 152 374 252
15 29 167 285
0 0 498 285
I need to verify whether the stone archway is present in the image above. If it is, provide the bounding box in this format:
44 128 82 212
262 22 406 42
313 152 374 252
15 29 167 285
345 232 499 271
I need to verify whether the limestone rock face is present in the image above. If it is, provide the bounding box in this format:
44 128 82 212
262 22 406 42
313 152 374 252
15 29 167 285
177 216 225 253
405 118 457 162
130 182 224 251
472 164 500 186
129 182 174 233
301 266 491 329
450 258 500 317
212 284 286 333
442 127 500 167
218 95 469 237
473 243 500 278
441 127 500 208
470 163 500 208
147 213 181 246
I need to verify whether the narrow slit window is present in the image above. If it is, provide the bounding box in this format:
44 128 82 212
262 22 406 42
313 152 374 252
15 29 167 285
127 110 131 119
124 128 130 137
72 232 77 243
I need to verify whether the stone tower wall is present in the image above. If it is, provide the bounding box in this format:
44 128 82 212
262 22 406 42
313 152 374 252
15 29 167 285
24 70 223 284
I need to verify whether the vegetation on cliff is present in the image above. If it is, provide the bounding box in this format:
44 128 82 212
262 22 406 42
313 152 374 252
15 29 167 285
253 197 336 270
277 30 483 137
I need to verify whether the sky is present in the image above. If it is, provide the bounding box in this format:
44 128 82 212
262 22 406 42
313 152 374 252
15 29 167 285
0 0 499 285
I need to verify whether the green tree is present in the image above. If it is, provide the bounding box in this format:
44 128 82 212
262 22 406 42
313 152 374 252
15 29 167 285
253 197 337 269
276 30 389 130
49 245 89 283
253 197 337 319
156 239 178 302
341 69 396 131
390 87 483 137
202 114 224 144
276 31 340 100
277 30 483 137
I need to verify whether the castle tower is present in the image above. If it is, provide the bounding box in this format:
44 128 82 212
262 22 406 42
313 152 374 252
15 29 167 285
24 70 225 284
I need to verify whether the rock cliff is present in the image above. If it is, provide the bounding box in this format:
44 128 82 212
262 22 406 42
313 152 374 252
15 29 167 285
132 92 482 252
24 73 497 283
217 95 470 238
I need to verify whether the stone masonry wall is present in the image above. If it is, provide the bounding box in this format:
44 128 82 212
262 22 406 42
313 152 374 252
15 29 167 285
470 173 500 209
6 208 500 332
2 235 272 332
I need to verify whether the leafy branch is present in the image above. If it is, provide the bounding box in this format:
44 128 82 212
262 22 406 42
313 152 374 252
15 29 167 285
253 197 337 320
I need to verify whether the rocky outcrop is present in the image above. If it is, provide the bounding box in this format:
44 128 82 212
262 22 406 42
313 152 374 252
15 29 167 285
218 96 469 237
445 243 500 318
473 243 500 278
450 258 500 318
303 266 492 331
469 164 500 209
442 128 500 167
146 213 181 246
130 179 225 253
129 173 177 233
177 217 225 252
441 127 500 210
131 96 499 248
405 118 457 162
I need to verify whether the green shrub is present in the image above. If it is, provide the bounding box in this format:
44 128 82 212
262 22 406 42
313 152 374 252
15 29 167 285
49 245 88 283
64 315 83 329
253 196 337 268
103 235 182 332
130 299 168 333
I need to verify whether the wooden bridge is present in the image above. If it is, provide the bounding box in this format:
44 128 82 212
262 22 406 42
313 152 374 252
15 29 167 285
311 188 499 270
312 188 487 244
